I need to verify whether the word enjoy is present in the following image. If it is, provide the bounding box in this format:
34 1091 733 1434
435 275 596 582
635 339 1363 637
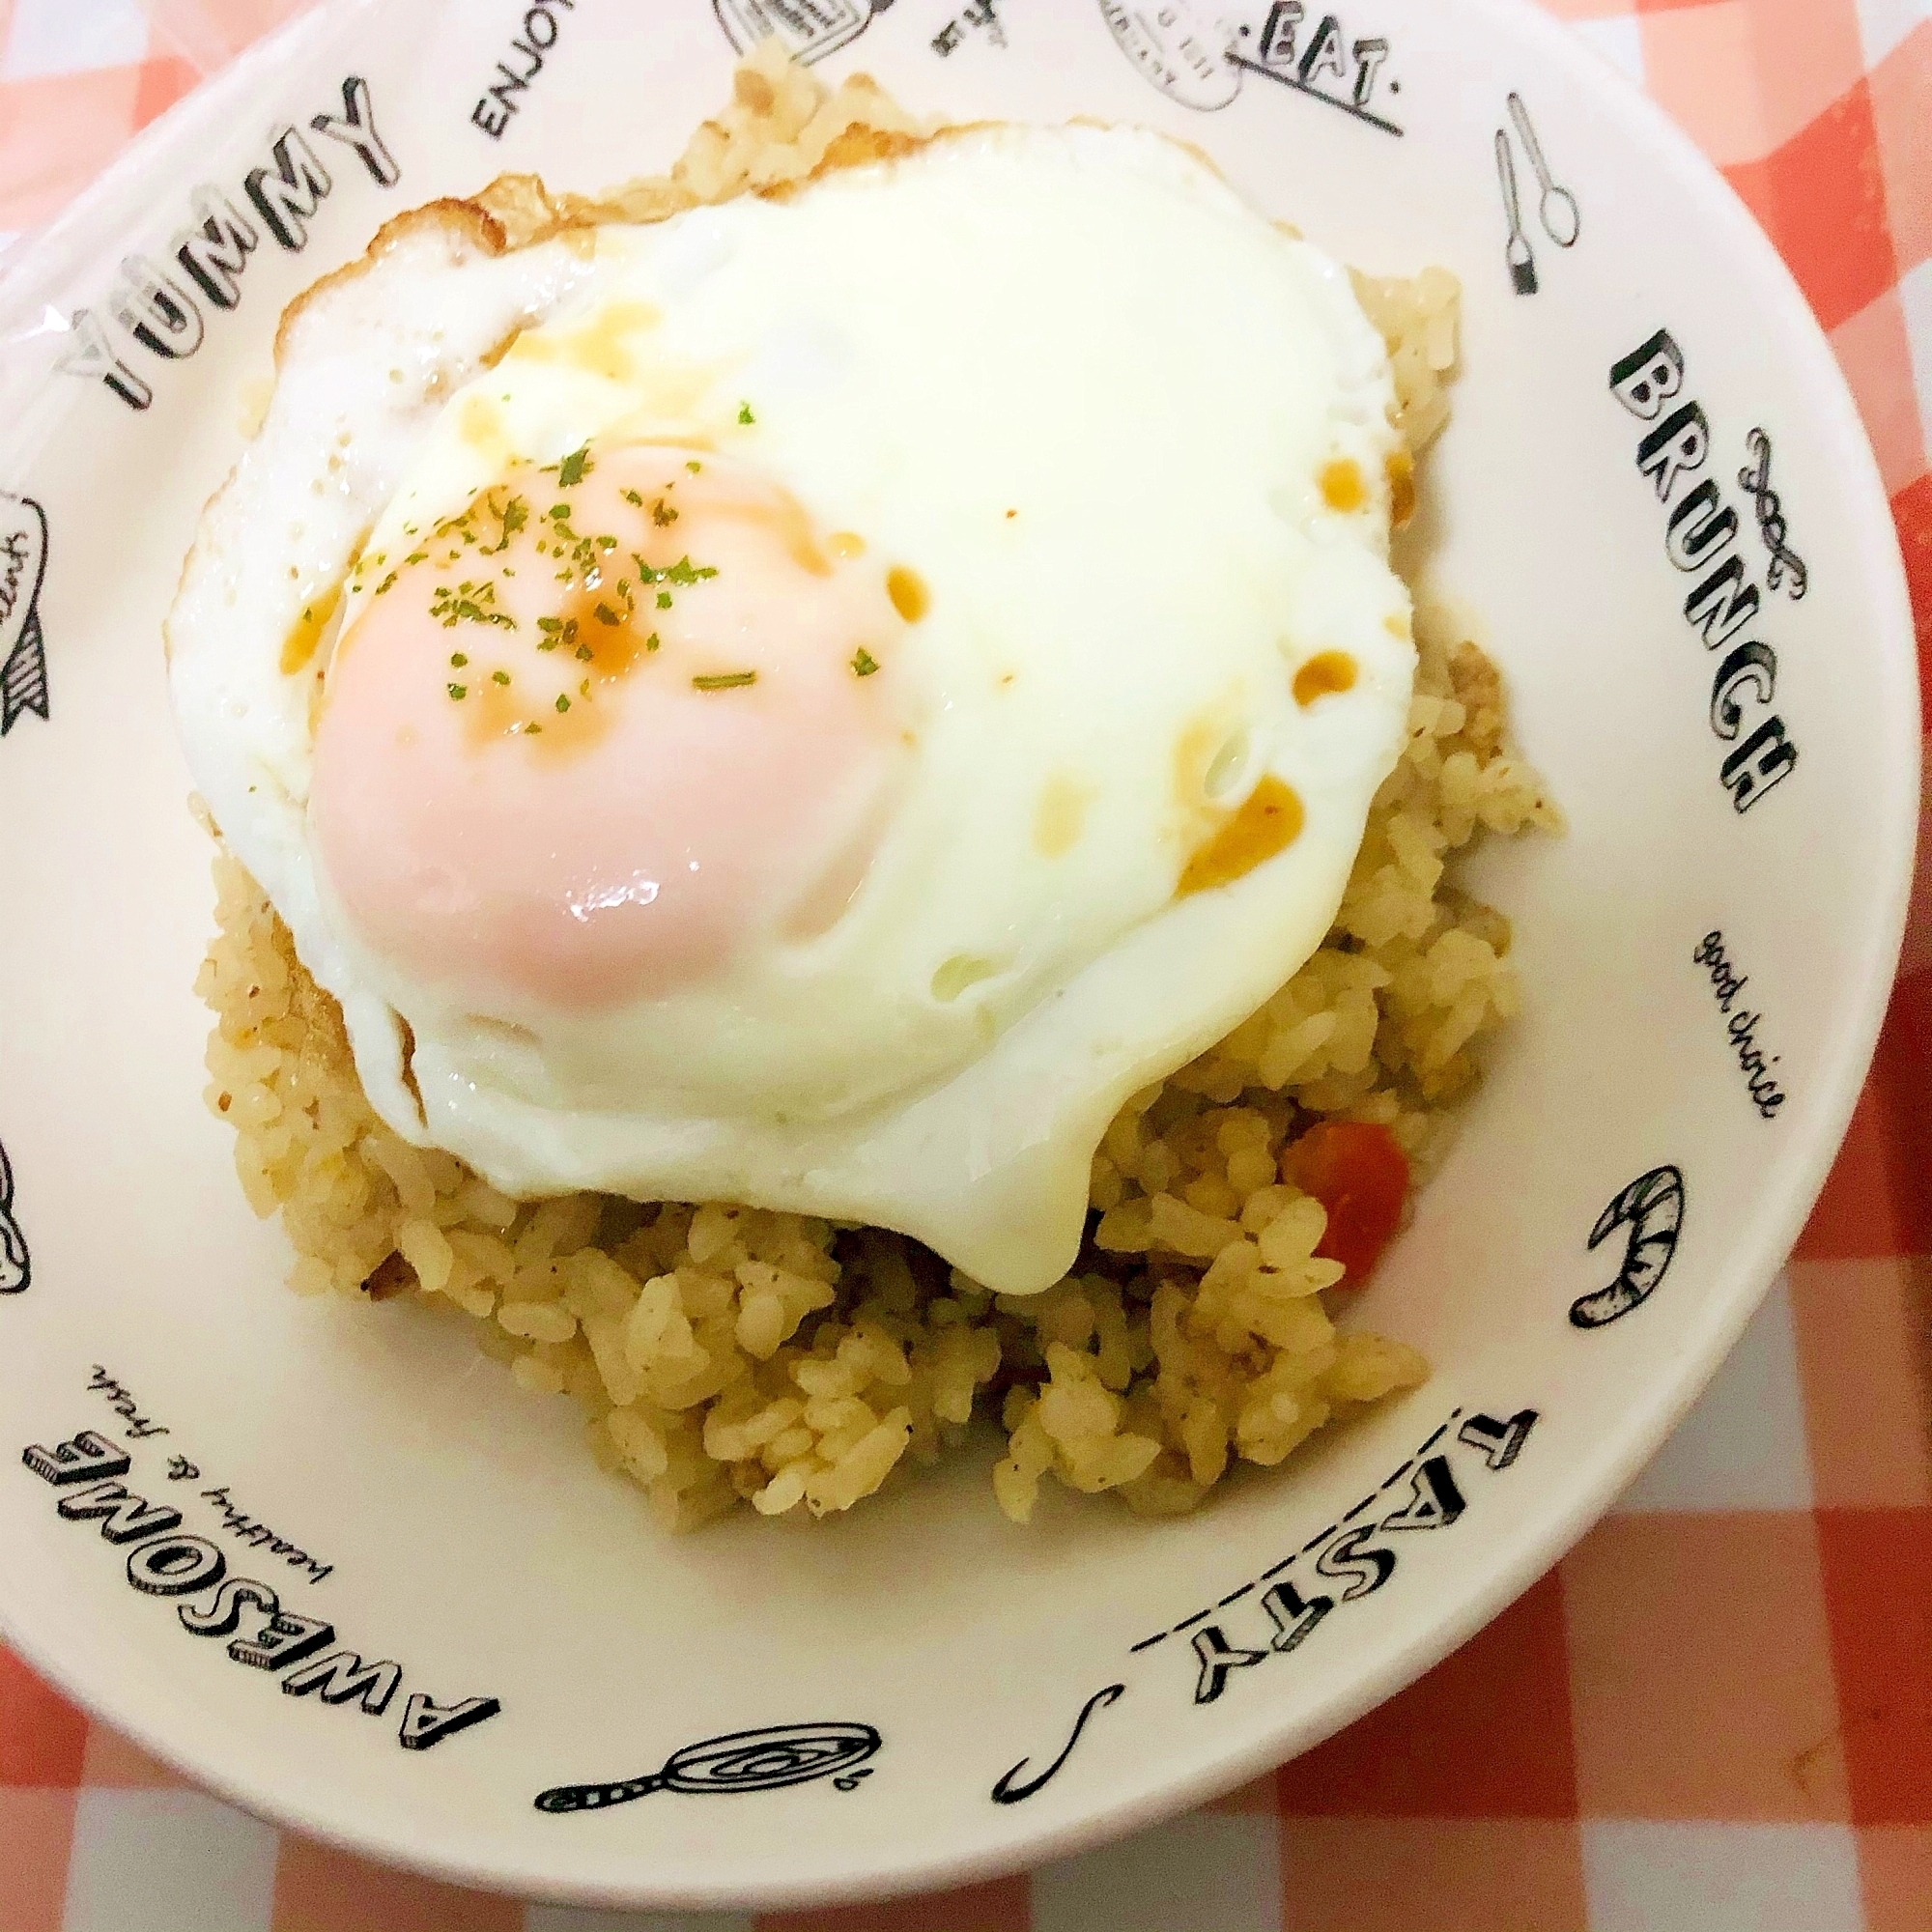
1692 930 1787 1120
471 0 576 139
21 1429 498 1752
59 77 398 412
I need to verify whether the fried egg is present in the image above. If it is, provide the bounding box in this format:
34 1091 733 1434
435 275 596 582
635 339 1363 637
167 122 1416 1294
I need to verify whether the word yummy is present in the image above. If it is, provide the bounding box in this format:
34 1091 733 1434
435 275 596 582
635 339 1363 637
60 77 398 412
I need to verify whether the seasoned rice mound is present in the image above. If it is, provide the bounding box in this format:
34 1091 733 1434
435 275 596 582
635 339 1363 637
193 45 1560 1529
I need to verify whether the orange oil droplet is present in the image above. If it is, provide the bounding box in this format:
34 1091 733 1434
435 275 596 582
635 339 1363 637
887 565 929 623
280 581 342 675
1033 774 1091 858
1386 450 1416 527
1177 776 1304 896
1320 459 1367 513
1293 650 1357 707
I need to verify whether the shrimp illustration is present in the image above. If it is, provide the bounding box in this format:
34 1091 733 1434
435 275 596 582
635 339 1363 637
0 1140 29 1294
1571 1165 1683 1329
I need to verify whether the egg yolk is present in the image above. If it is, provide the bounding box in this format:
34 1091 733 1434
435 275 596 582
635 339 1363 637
310 443 911 1010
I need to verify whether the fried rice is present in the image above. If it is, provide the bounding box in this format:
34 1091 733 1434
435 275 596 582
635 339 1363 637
194 42 1559 1530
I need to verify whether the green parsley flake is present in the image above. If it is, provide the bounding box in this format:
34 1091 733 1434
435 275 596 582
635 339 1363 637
657 590 672 609
852 648 880 677
555 693 571 714
557 445 591 489
623 489 643 506
737 403 754 425
625 552 716 587
449 652 469 668
693 670 756 691
652 497 678 526
645 632 661 652
686 460 701 473
594 602 620 626
485 497 527 553
492 669 511 686
576 643 594 661
447 683 467 700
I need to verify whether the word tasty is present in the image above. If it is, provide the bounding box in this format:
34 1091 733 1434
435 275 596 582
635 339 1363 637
1692 930 1786 1120
60 76 398 412
1609 329 1800 813
21 1430 498 1752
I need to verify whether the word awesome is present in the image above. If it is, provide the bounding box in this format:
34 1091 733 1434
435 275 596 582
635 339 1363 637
1609 329 1799 813
59 77 399 412
22 1431 497 1752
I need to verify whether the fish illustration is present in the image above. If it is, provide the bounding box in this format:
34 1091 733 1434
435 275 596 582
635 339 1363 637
0 492 49 738
0 1141 30 1294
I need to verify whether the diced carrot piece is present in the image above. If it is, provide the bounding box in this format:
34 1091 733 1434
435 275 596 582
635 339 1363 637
1279 1120 1409 1287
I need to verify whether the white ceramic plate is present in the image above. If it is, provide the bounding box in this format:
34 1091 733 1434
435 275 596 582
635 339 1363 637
0 0 1916 1909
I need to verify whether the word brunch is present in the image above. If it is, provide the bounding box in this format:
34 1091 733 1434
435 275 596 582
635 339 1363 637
1609 328 1801 814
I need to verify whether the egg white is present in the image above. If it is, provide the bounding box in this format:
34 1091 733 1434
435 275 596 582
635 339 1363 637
169 124 1415 1294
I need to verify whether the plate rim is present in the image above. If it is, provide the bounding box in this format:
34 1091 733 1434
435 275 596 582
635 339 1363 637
0 0 1919 1905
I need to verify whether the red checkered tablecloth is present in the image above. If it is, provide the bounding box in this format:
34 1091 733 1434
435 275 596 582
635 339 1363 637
2 0 1928 1926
